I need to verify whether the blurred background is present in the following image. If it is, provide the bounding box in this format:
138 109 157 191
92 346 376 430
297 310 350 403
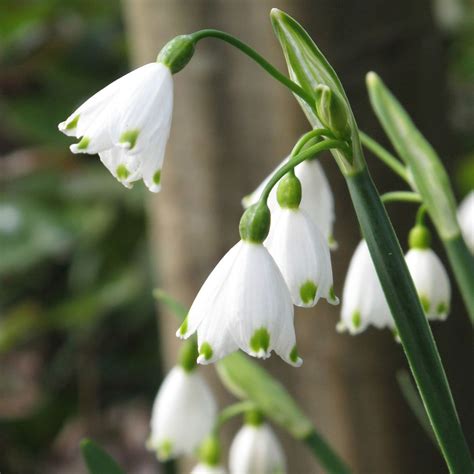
0 1 472 473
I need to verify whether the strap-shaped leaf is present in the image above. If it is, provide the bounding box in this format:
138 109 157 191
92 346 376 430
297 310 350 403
216 352 313 439
80 438 125 474
366 72 460 240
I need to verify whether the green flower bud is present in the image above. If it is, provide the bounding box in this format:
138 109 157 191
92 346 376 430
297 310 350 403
239 202 271 243
157 35 195 74
178 338 198 372
198 435 221 466
315 84 350 138
408 225 431 249
277 173 302 209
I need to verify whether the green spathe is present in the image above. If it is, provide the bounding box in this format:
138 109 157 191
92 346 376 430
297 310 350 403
157 35 195 74
239 202 271 243
270 8 363 173
315 85 350 139
277 173 302 208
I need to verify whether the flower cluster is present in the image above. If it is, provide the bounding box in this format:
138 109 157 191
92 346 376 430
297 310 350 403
339 223 451 336
148 346 287 473
178 165 338 366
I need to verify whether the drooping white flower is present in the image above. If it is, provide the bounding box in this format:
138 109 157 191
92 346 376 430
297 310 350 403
338 240 394 334
191 463 227 474
405 248 451 320
265 206 338 307
458 191 474 253
243 157 336 247
147 366 217 460
177 240 302 367
59 62 173 192
229 423 286 474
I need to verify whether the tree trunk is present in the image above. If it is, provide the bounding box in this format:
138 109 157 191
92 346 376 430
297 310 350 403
122 1 471 473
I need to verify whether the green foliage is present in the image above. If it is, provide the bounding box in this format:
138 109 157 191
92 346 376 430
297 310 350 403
0 3 162 473
81 438 125 474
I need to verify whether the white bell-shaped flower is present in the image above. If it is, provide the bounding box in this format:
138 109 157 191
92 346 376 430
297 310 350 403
191 464 227 474
229 423 286 474
59 62 173 192
243 157 335 247
265 174 338 308
458 191 474 253
339 240 394 334
404 225 451 321
147 365 217 460
178 202 302 367
178 241 302 366
405 248 451 320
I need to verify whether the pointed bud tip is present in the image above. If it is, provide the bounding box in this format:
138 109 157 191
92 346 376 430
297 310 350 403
366 71 379 88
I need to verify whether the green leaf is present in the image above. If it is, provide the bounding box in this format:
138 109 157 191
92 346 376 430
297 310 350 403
270 8 364 173
366 72 459 240
216 352 312 439
396 370 437 445
153 288 187 320
217 353 351 473
80 438 125 474
366 72 474 319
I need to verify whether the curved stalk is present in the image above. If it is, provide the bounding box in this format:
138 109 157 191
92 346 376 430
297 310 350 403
360 131 409 183
214 401 257 432
304 431 351 474
346 167 473 474
259 139 344 203
381 191 422 204
190 29 314 105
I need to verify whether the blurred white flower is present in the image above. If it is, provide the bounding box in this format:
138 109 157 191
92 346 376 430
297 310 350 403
243 158 335 247
265 206 338 307
405 248 451 320
229 423 286 474
59 62 173 192
147 366 216 460
338 240 394 334
177 240 302 367
0 204 22 234
191 463 227 474
458 191 474 253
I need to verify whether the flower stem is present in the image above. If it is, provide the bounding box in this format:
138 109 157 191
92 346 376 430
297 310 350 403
214 401 257 432
346 166 472 474
360 131 409 183
381 191 422 204
260 138 343 203
303 431 351 474
190 29 314 105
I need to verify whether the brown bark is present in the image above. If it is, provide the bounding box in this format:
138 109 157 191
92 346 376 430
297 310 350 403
122 1 470 473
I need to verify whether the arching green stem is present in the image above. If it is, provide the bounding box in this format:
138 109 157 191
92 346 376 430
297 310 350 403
360 131 409 183
381 191 422 204
213 401 257 433
291 128 335 156
190 29 314 105
259 138 344 203
416 205 428 226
